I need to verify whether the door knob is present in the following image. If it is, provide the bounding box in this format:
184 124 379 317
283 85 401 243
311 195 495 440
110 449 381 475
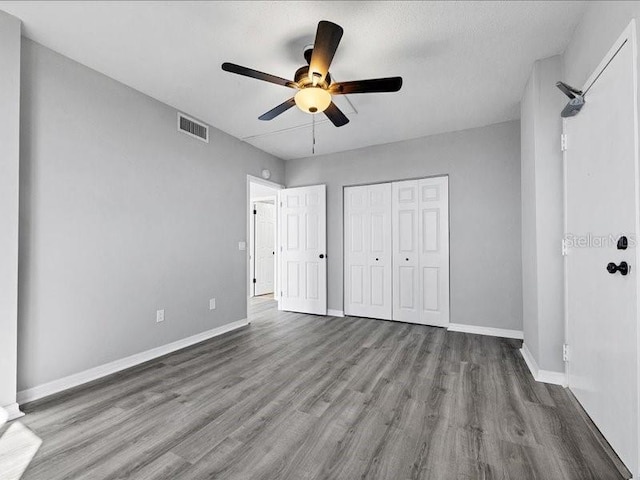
319 254 325 259
375 258 379 261
405 258 409 261
607 261 629 276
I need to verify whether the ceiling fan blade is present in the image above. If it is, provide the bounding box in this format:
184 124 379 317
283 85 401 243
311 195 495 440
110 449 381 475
330 77 403 95
324 102 349 127
222 62 297 89
309 21 343 83
258 98 296 121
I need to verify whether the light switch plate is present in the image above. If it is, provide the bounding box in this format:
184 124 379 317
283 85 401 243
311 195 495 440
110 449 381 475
209 298 216 310
156 309 165 323
238 241 246 251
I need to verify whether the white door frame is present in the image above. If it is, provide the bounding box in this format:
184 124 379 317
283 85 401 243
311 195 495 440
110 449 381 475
247 175 283 309
563 19 639 476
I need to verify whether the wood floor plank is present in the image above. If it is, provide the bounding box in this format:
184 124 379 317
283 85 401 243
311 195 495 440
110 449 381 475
16 296 626 480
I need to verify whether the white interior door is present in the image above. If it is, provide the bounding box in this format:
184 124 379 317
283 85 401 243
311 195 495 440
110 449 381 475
254 202 275 296
344 183 392 320
418 176 449 326
393 180 421 323
279 185 327 315
565 26 639 476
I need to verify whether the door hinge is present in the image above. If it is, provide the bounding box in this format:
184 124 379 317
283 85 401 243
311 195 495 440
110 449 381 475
253 209 257 215
563 344 570 362
561 238 569 256
561 134 568 151
253 278 256 284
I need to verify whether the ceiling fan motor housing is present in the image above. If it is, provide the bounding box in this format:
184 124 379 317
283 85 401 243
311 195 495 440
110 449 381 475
294 64 331 89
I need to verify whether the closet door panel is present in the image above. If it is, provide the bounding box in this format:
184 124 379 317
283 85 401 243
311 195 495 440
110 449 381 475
367 183 392 319
418 177 449 326
345 187 369 315
392 180 420 323
345 183 392 319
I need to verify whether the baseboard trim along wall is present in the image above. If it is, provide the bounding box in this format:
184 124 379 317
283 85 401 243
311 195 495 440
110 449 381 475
17 318 249 404
327 309 345 318
520 343 567 386
2 403 24 421
447 323 524 340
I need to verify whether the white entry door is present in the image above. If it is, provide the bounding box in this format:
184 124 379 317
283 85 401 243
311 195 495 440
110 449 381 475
565 25 638 475
344 183 393 320
279 185 327 315
254 202 275 296
393 177 449 326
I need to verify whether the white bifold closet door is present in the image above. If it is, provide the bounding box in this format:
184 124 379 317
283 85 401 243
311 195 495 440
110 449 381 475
393 177 449 326
344 183 393 320
344 176 449 326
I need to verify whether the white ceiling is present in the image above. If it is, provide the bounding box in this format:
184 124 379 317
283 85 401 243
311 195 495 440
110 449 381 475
0 1 586 160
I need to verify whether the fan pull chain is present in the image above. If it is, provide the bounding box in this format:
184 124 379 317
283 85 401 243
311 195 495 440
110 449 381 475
312 114 316 155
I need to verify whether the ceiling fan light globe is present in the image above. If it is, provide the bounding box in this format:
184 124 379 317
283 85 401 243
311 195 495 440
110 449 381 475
294 87 331 114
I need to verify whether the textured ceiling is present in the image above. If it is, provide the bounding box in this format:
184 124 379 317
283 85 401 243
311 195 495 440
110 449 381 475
0 1 586 160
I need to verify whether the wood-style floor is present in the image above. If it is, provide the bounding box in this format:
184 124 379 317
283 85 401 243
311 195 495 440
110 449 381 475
10 296 625 479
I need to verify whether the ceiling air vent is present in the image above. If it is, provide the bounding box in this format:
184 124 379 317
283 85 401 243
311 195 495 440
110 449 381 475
177 113 209 143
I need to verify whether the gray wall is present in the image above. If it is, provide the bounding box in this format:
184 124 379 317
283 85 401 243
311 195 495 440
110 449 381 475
564 2 640 90
0 11 21 410
286 120 522 331
18 39 285 391
520 68 539 361
520 56 565 373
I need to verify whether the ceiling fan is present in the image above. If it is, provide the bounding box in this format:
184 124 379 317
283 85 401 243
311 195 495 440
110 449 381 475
221 20 403 127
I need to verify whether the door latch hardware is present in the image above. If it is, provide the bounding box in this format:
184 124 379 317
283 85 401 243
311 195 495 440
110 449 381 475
607 261 629 276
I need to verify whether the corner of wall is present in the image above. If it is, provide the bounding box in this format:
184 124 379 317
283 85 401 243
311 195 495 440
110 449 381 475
0 9 21 411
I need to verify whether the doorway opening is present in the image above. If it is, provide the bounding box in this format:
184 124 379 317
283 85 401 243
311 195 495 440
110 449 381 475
247 175 282 316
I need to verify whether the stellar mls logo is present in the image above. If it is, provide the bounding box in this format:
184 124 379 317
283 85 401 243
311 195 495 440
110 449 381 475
564 233 637 249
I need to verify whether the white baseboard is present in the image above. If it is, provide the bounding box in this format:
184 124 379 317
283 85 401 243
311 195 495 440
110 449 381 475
447 323 524 340
520 343 567 387
2 403 24 421
17 318 249 404
327 309 345 318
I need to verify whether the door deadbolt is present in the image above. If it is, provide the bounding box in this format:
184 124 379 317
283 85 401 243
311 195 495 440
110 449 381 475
617 236 628 250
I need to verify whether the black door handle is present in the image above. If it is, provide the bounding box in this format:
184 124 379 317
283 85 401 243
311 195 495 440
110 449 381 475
607 261 629 276
319 254 325 259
